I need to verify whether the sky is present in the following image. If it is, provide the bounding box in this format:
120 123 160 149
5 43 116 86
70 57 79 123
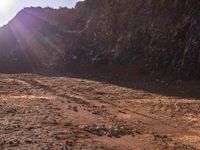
0 0 83 26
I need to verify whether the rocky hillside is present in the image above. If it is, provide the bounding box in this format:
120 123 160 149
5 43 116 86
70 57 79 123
0 0 199 80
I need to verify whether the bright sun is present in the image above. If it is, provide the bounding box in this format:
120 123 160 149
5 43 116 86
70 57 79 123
0 0 14 14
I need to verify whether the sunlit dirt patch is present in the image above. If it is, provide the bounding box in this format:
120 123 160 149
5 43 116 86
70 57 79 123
0 74 199 149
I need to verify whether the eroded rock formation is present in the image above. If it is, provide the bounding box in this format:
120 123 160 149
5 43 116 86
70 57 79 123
0 0 199 80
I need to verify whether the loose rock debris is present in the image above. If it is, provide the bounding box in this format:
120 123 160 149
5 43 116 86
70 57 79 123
80 124 137 138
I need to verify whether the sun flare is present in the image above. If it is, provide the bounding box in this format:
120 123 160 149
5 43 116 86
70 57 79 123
0 0 14 14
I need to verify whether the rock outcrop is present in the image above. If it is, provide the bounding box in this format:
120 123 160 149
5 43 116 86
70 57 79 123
0 0 199 80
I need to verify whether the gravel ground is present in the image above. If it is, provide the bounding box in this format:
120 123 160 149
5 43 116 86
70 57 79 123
0 74 199 150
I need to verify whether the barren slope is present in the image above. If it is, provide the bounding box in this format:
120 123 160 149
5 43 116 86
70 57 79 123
0 74 199 150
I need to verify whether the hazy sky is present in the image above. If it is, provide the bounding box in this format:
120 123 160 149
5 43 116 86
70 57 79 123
0 0 83 26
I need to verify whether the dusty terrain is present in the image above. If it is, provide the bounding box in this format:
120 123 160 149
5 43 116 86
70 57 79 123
0 73 200 150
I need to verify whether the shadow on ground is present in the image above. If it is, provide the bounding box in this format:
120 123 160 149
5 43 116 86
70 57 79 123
1 65 200 100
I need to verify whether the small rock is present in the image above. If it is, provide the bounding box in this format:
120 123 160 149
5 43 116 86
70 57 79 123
73 106 78 112
6 108 17 114
25 139 34 144
91 110 101 115
118 110 126 114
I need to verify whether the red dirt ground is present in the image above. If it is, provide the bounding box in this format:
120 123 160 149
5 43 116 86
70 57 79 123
0 73 200 150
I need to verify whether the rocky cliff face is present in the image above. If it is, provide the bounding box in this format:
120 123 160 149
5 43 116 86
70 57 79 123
0 7 75 73
0 0 199 80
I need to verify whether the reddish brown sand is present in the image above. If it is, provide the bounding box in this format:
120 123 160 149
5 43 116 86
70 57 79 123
0 74 199 150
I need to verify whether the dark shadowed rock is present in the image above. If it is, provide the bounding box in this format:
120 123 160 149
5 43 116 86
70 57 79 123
0 0 199 80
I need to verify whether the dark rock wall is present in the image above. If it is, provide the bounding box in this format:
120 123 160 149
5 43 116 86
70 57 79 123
0 0 199 79
66 0 200 80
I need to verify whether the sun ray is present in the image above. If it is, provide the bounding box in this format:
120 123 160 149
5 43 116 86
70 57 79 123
8 11 65 73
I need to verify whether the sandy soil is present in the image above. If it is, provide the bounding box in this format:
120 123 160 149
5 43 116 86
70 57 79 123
0 74 200 150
